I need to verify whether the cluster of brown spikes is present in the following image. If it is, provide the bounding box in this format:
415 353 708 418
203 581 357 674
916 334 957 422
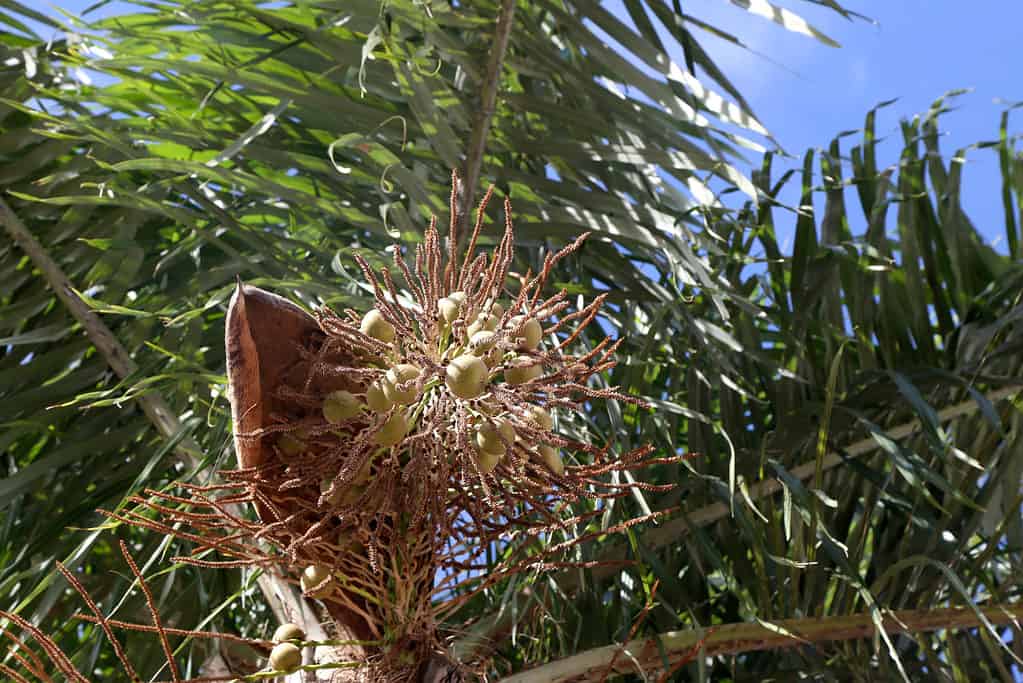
1 175 681 682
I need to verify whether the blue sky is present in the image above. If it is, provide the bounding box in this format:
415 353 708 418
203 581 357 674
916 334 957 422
33 1 1022 252
674 1 1021 251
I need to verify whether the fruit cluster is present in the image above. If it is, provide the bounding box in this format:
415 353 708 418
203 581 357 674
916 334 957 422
205 180 665 680
305 292 564 479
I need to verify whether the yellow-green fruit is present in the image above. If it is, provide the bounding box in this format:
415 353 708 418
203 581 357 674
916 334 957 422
469 330 496 355
323 390 361 423
489 301 505 319
300 564 331 597
476 449 501 474
272 623 305 643
269 642 302 673
483 346 503 368
527 405 554 431
448 290 467 305
382 364 420 405
467 313 499 338
509 315 543 350
476 419 516 457
360 308 395 343
373 411 408 447
277 433 305 458
505 360 542 385
446 354 488 399
366 381 393 412
438 297 461 324
539 444 564 475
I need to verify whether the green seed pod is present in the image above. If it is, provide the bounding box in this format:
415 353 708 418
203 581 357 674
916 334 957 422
539 444 564 475
300 564 331 597
509 315 543 350
360 308 395 343
269 642 302 673
527 405 554 431
373 411 409 447
445 354 488 399
476 419 515 456
489 301 505 319
383 364 420 405
322 390 362 423
277 433 305 458
505 359 542 385
476 449 501 474
366 381 393 412
272 623 305 644
438 296 461 324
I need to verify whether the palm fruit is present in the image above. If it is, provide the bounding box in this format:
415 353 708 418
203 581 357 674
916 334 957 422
509 315 543 350
373 411 409 447
366 381 393 412
322 390 361 423
446 354 488 399
469 330 496 354
467 312 499 338
360 308 395 343
300 564 331 597
476 449 501 474
539 444 564 475
475 419 516 457
272 623 305 643
438 296 461 324
527 405 554 430
269 642 302 673
504 358 542 385
277 433 305 458
382 364 420 405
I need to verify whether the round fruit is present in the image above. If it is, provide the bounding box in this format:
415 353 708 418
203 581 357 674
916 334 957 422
489 301 505 319
438 296 461 324
272 623 305 643
269 642 302 673
476 419 516 456
360 309 395 343
448 291 467 305
366 381 393 412
505 359 542 385
322 390 361 423
509 315 543 350
373 411 409 447
300 564 331 597
527 405 554 430
539 444 564 475
467 313 499 338
476 449 501 474
383 364 420 405
277 433 305 458
446 354 488 399
469 330 496 355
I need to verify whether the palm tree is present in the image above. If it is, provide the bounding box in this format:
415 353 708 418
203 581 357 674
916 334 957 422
1 0 1020 680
